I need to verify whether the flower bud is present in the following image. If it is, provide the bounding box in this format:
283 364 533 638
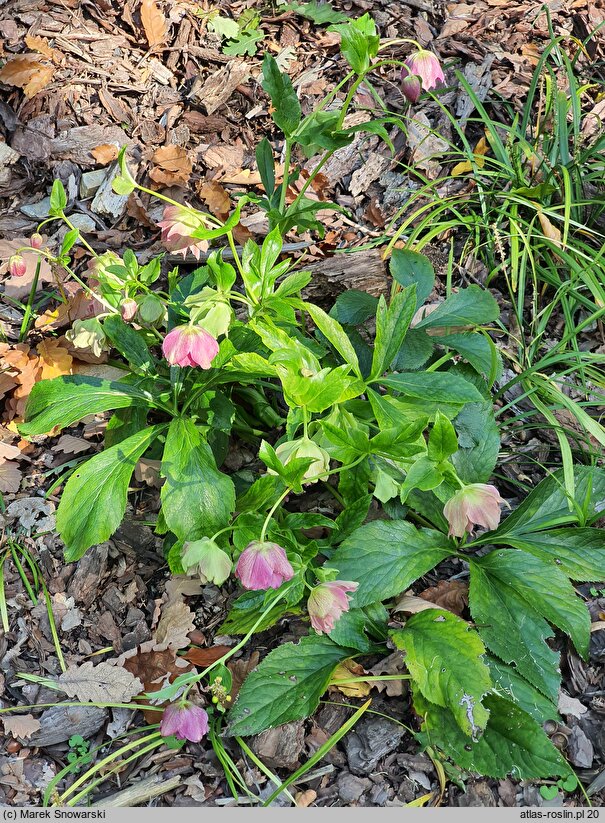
30 233 44 250
120 298 138 323
402 49 445 101
8 255 27 277
270 438 331 484
138 294 165 325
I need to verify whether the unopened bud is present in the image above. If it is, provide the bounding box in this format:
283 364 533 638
30 233 44 250
8 255 27 277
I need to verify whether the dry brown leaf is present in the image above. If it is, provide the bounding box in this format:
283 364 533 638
369 651 407 697
134 457 162 487
91 143 119 164
24 35 62 63
183 645 231 667
163 575 203 604
0 460 22 493
53 434 91 455
0 441 23 461
58 661 143 703
329 659 370 697
419 580 469 616
123 647 192 723
36 339 73 380
228 652 259 701
394 593 441 614
538 210 562 246
149 145 192 185
2 714 42 740
198 180 231 219
35 288 101 331
203 144 245 177
295 790 317 808
154 599 195 649
140 0 167 49
0 55 54 98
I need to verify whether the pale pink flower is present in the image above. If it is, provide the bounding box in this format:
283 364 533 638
307 581 359 634
157 205 210 261
402 50 445 102
235 541 294 590
160 702 209 742
8 255 26 277
162 325 219 369
443 483 506 538
30 233 44 250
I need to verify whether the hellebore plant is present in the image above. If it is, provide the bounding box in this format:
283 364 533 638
14 21 604 785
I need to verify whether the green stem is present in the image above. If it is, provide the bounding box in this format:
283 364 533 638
136 184 223 227
61 213 97 256
278 139 293 215
181 582 295 699
226 231 246 282
18 256 42 342
260 488 291 542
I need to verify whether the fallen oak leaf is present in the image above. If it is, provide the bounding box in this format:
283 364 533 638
24 35 62 63
53 434 92 455
154 599 195 649
123 646 192 723
36 339 73 380
198 180 231 220
149 145 192 186
2 714 42 740
228 651 259 701
140 0 168 50
0 54 54 98
91 143 119 164
58 661 143 703
418 579 469 616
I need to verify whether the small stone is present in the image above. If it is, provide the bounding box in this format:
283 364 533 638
337 772 371 804
567 724 594 768
66 213 96 232
80 169 107 199
20 196 51 219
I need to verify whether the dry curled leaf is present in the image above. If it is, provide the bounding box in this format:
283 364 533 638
369 651 407 697
140 0 167 49
329 659 370 697
149 145 192 186
419 580 469 616
183 645 231 667
123 647 192 722
58 661 143 703
24 35 62 63
2 714 42 740
228 651 259 701
538 210 562 246
0 54 54 98
198 180 231 220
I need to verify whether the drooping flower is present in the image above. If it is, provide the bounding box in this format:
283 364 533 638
443 483 506 538
271 438 331 485
182 538 232 586
401 49 445 102
160 701 209 743
235 541 294 591
8 255 26 277
157 205 211 261
162 324 219 369
307 581 359 634
30 233 44 250
65 318 107 357
120 298 138 322
138 294 165 325
87 250 124 288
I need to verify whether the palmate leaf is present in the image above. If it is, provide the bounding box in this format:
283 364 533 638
56 425 166 561
227 635 354 736
416 691 572 780
392 610 492 738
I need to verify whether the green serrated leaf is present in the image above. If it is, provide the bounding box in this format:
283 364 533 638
227 635 354 736
208 14 240 39
502 528 605 582
332 520 454 607
19 376 154 437
286 0 348 25
103 315 154 372
261 53 301 137
469 556 561 701
370 286 416 379
393 610 491 738
389 248 435 309
415 285 499 329
161 418 235 542
416 692 572 779
56 426 165 561
428 411 458 462
486 657 559 725
378 371 484 404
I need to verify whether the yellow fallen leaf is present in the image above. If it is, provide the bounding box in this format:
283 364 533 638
329 660 371 697
538 209 562 246
37 339 73 380
451 135 490 176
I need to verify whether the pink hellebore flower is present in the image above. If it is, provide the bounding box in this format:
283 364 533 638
120 298 138 322
443 483 506 538
308 581 359 635
8 255 26 277
162 324 219 369
235 541 294 591
30 233 44 250
401 49 445 103
160 701 209 743
157 205 210 261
